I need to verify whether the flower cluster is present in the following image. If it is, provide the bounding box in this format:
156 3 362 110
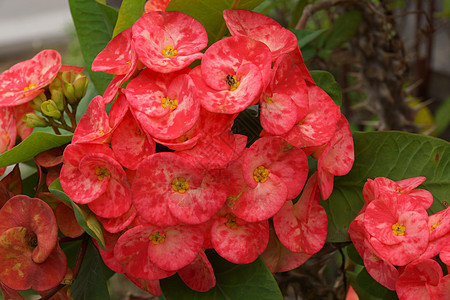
0 6 355 298
349 176 450 299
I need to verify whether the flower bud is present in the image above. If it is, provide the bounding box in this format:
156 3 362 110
60 71 75 84
29 93 47 112
63 82 77 104
51 89 65 111
73 73 88 100
22 113 48 127
41 100 62 119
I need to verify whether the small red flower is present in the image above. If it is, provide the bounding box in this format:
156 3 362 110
0 50 61 106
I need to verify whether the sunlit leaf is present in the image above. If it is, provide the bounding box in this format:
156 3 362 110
113 0 146 37
310 70 342 106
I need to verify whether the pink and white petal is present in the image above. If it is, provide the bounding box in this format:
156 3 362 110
145 0 170 12
223 9 280 36
211 216 269 264
167 172 227 224
125 69 169 118
88 179 131 218
111 112 156 170
318 167 335 200
232 175 287 222
273 200 304 253
147 225 203 271
299 205 328 254
62 143 114 168
319 114 354 176
72 96 112 144
92 28 133 75
94 231 124 273
13 103 33 140
363 199 403 246
397 176 426 192
295 172 320 220
242 136 308 199
109 90 130 128
243 24 298 60
142 74 199 140
114 225 175 280
178 251 216 292
60 163 108 204
98 205 136 234
126 274 162 296
260 93 298 135
363 248 399 290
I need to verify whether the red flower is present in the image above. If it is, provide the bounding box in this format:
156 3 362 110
0 50 61 106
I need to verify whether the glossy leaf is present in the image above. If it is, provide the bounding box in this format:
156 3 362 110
71 240 110 300
96 1 119 34
355 268 391 298
113 0 146 37
166 0 264 47
0 132 72 168
49 179 106 250
310 70 342 106
324 131 450 242
69 0 114 94
161 253 283 299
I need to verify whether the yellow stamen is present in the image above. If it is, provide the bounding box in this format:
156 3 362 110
392 222 406 236
226 75 240 91
171 177 189 193
23 83 36 91
149 232 166 245
265 96 273 104
162 46 177 58
253 166 269 183
225 213 238 230
430 222 439 233
95 167 110 181
161 97 178 110
395 187 402 193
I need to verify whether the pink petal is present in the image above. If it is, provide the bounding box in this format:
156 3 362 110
363 248 399 290
178 251 216 292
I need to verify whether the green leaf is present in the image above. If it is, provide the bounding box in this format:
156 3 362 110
318 11 362 50
69 0 114 94
324 131 450 242
291 28 327 49
71 240 111 300
49 179 106 251
112 0 146 37
310 70 342 106
355 268 391 298
346 244 363 266
288 0 308 29
434 96 450 137
0 132 72 168
96 1 119 34
161 253 283 299
166 0 264 47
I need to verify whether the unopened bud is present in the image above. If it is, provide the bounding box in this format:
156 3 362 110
51 89 65 111
30 93 47 112
60 71 75 84
22 113 48 127
41 100 61 119
63 82 77 104
73 73 89 99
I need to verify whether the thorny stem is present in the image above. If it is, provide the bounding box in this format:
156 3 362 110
39 234 90 300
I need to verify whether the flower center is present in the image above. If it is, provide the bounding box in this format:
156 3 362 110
430 222 440 233
23 83 36 91
161 97 178 110
95 167 110 181
253 166 269 183
149 232 166 245
392 222 406 236
162 46 177 58
226 192 242 208
225 213 238 230
265 96 273 104
26 231 38 248
226 74 240 91
171 177 189 193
